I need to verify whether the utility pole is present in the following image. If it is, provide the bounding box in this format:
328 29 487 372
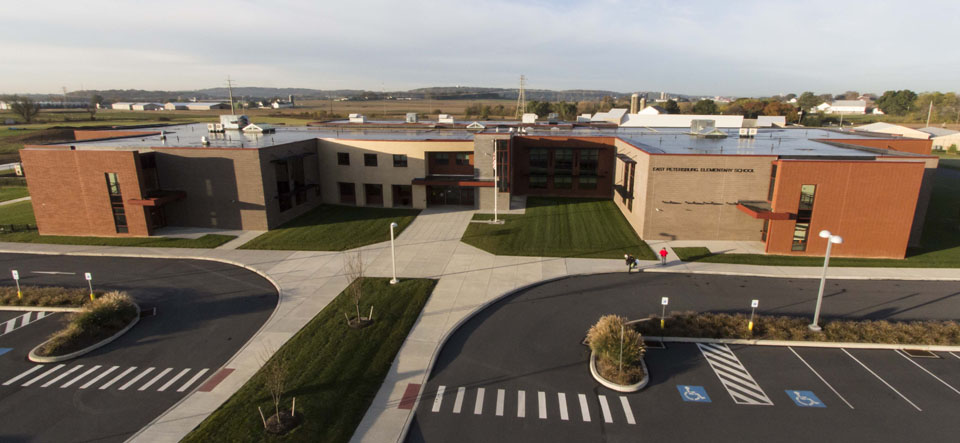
926 101 933 127
61 86 68 108
515 75 526 119
227 75 236 114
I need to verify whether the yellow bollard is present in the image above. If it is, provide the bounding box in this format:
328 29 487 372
748 320 754 332
660 318 665 329
90 292 95 301
17 290 22 300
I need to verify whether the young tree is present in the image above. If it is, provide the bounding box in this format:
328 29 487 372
262 348 289 428
344 252 365 325
87 94 103 121
8 96 40 123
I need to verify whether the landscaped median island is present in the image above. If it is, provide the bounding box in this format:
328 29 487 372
0 285 101 307
463 197 655 259
586 315 647 391
183 277 438 443
239 204 420 251
31 291 139 360
636 312 960 346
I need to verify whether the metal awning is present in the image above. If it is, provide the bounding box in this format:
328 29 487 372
127 190 186 207
736 200 792 220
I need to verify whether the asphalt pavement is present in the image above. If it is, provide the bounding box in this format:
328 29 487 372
0 253 278 443
407 272 960 442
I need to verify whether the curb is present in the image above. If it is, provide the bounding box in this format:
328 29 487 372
588 351 649 393
650 336 960 352
0 305 83 312
28 302 141 363
643 265 960 282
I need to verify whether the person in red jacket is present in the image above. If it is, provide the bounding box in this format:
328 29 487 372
659 247 668 265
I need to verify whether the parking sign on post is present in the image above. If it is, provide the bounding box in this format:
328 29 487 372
12 270 21 299
85 273 94 301
749 299 759 332
660 297 669 329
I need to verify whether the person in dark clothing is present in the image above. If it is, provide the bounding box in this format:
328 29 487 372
624 253 636 273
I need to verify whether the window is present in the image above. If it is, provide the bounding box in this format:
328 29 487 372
275 161 292 211
364 184 383 206
529 148 548 172
392 185 412 207
578 149 598 175
553 175 572 189
338 182 356 204
792 185 817 251
104 173 127 233
364 153 378 167
529 175 547 189
455 153 470 165
393 154 408 167
555 149 574 171
435 153 449 165
579 176 597 190
767 164 778 201
337 152 350 165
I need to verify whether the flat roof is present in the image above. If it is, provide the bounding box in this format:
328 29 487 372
45 122 924 159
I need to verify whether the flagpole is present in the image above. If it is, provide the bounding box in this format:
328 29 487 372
493 148 499 223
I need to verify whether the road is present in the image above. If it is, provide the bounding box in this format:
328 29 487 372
407 272 960 442
0 253 278 443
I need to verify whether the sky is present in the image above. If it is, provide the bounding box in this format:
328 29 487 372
2 0 958 97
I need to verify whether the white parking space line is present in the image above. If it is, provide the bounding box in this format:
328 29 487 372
788 347 854 409
2 319 13 334
139 367 173 391
517 390 526 418
61 365 101 388
2 365 42 386
620 396 636 425
22 364 65 386
41 365 83 388
118 367 154 391
431 385 446 412
474 388 485 415
81 366 118 389
177 368 208 392
897 350 960 396
598 395 613 423
578 394 591 422
100 367 137 390
0 311 55 337
495 389 504 416
158 368 191 392
538 391 547 419
558 393 569 421
950 352 960 361
453 387 465 413
842 349 922 412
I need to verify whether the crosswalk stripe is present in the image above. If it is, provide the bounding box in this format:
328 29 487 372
495 389 504 416
431 385 446 412
41 365 83 388
620 396 636 425
517 390 526 418
82 366 119 389
177 368 208 392
538 391 547 419
21 311 32 326
101 367 137 390
698 343 773 406
139 367 172 391
578 394 591 422
22 364 65 386
119 367 154 391
599 395 613 423
453 387 465 413
3 365 42 386
2 319 14 334
158 368 191 392
558 393 569 421
474 388 485 415
61 365 101 388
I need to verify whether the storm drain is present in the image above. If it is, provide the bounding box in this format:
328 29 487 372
901 349 939 358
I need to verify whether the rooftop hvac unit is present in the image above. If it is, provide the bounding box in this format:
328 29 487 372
349 113 366 123
690 119 717 134
406 112 418 123
438 114 454 124
739 128 752 138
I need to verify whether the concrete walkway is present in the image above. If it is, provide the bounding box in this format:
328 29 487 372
0 196 30 206
0 214 957 442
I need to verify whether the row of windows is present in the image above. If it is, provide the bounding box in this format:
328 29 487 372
433 153 470 165
529 148 599 174
529 175 597 190
105 173 128 233
338 182 413 207
338 152 408 167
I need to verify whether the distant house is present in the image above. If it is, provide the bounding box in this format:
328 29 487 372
853 122 931 139
271 101 293 109
438 114 455 124
638 105 666 115
132 103 161 111
591 108 628 124
816 100 867 115
111 102 134 110
165 102 228 111
521 113 538 124
917 127 960 150
348 113 366 123
756 116 787 127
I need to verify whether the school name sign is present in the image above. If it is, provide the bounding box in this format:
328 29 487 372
652 167 755 173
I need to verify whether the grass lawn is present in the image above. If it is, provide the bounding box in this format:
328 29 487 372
239 204 420 251
0 186 28 202
462 197 655 259
0 201 235 248
674 169 960 268
934 151 960 171
183 277 437 443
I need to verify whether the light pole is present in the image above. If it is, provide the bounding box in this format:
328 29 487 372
809 230 843 332
389 222 399 285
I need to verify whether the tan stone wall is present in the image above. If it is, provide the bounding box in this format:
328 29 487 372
613 139 650 237
153 148 268 230
316 139 474 209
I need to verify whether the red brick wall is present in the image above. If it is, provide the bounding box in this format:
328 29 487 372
820 138 932 155
510 136 615 198
766 159 924 259
73 130 160 141
20 149 149 237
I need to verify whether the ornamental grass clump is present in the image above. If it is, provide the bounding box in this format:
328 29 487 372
587 315 645 385
0 285 94 307
36 291 138 357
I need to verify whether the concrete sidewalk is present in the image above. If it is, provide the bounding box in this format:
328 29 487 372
0 212 957 442
0 196 30 206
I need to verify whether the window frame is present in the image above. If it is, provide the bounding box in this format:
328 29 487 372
364 153 378 167
393 154 408 167
337 152 350 166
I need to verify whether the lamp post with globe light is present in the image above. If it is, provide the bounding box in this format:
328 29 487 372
809 229 843 332
389 222 399 284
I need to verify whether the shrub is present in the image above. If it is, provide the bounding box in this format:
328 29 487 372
587 315 645 384
36 291 138 356
949 144 958 155
0 285 95 307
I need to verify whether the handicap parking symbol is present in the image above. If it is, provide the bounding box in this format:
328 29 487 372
786 390 825 408
677 385 711 403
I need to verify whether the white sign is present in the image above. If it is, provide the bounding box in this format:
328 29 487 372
11 270 18 280
84 272 92 281
661 297 669 305
751 299 759 308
